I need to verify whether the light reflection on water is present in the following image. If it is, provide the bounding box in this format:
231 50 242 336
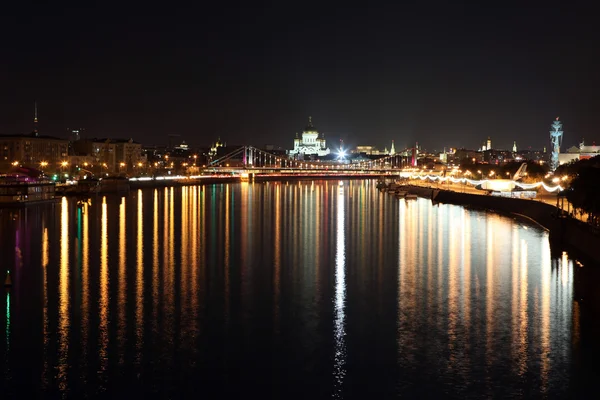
333 183 346 398
0 181 597 398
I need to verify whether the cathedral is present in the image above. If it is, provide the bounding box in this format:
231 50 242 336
289 117 331 157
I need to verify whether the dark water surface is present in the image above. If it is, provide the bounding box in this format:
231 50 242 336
1 181 599 398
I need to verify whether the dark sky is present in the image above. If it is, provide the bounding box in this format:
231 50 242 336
1 1 598 152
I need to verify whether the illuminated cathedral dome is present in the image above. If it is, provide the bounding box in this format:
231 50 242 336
289 117 331 157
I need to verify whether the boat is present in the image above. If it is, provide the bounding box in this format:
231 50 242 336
0 173 56 207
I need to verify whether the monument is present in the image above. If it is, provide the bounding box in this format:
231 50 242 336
549 117 563 172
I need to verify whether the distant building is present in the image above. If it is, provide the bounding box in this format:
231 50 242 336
289 117 330 157
209 137 226 157
478 137 493 152
453 148 483 164
0 133 69 172
73 138 143 173
353 145 377 155
559 140 600 165
114 139 143 170
73 139 117 172
352 141 396 156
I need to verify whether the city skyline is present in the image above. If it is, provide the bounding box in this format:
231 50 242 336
1 2 598 151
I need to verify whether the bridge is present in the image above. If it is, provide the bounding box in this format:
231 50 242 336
204 145 414 175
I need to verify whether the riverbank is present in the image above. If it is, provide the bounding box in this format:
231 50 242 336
402 184 600 265
129 173 388 188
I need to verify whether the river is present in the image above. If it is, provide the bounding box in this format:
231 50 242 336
0 180 598 398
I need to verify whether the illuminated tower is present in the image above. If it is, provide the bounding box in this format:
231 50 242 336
549 117 563 172
512 141 517 153
33 100 38 136
411 142 418 167
390 140 395 155
486 137 492 151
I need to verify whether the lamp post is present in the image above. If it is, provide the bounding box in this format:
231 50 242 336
61 161 69 178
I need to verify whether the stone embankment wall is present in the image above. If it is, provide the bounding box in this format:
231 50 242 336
403 185 600 265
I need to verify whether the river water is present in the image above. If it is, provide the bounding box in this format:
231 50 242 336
0 180 598 398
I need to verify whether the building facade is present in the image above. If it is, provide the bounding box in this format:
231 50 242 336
559 142 600 165
0 134 69 172
73 138 142 173
289 117 330 157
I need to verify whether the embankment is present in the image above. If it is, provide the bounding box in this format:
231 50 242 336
403 185 600 265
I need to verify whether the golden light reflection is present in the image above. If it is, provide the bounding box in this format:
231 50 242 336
118 197 126 363
42 227 49 268
427 201 434 329
199 186 206 306
561 251 569 287
191 186 199 332
437 203 444 309
153 189 159 327
240 182 249 293
447 207 459 362
58 197 69 391
539 243 552 394
165 187 175 332
99 196 109 375
181 187 190 317
462 210 471 332
136 190 144 360
519 238 529 375
511 226 528 376
224 185 230 320
398 198 411 361
41 224 49 387
81 202 90 373
314 184 321 291
333 182 346 398
273 185 281 328
485 217 495 365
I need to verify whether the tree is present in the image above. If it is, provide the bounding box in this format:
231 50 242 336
565 166 600 226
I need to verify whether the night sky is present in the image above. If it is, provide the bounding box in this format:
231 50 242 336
1 1 598 152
